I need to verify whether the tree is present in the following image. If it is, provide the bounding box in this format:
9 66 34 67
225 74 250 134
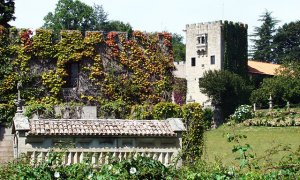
250 62 300 107
43 0 133 36
199 70 252 119
43 0 108 35
0 0 15 27
103 20 133 33
251 10 279 63
273 21 300 63
172 33 185 62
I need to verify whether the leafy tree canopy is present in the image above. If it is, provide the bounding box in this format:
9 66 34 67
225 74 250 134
0 0 15 27
199 70 252 119
274 21 300 63
103 20 133 33
172 33 185 62
43 0 132 35
251 10 279 63
250 62 300 106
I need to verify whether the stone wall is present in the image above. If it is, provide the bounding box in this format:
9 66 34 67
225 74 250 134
185 21 223 106
0 126 13 163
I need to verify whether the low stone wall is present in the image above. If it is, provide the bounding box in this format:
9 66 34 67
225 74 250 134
26 149 178 166
0 126 13 163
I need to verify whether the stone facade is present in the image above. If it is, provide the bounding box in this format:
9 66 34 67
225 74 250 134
184 21 224 106
174 20 247 107
12 107 185 166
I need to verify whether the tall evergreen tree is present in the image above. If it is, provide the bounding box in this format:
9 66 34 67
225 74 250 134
251 10 278 63
273 21 300 63
0 0 15 27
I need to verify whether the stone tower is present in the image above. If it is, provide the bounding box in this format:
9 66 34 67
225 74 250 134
185 21 224 106
177 20 248 106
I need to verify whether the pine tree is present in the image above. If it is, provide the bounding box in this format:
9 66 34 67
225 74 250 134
251 10 279 63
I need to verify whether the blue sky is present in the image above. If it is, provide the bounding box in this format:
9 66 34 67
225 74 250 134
11 0 300 39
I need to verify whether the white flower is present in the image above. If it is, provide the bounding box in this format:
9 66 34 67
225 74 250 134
54 171 60 178
129 167 137 174
108 165 113 170
88 173 93 179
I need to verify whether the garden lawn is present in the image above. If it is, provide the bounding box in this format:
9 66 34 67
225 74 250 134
203 125 300 166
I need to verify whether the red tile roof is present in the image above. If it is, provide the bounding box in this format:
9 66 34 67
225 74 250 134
28 119 178 137
248 60 281 75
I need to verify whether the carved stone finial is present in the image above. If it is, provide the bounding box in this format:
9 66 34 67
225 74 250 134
14 81 24 113
268 94 273 110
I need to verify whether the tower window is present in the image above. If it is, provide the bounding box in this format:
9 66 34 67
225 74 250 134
211 55 215 65
197 37 201 44
201 36 206 44
196 34 207 45
191 57 196 67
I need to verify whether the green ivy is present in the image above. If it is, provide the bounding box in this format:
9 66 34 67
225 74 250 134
223 21 248 77
152 102 181 120
181 103 205 162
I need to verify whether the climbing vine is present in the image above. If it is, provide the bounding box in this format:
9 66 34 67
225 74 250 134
0 26 175 122
223 21 248 77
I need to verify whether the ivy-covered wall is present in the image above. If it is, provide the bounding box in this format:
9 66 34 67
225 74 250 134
223 21 248 77
0 26 175 122
173 77 187 105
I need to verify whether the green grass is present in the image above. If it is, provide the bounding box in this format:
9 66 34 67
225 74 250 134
203 125 300 166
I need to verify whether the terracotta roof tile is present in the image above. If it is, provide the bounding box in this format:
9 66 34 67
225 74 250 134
248 60 281 75
28 119 178 137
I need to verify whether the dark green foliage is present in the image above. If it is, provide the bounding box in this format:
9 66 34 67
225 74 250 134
0 104 14 124
173 77 187 105
43 0 98 35
250 62 300 107
104 20 133 33
99 99 130 119
274 20 300 63
0 0 15 27
251 10 279 63
43 0 133 37
181 103 205 162
0 153 176 180
223 21 248 77
172 33 185 62
199 70 253 119
202 108 213 129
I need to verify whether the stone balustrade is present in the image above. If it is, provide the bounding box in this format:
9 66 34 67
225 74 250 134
26 148 178 166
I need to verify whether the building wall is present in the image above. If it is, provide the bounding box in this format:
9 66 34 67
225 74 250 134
173 61 186 79
0 126 13 163
185 21 223 105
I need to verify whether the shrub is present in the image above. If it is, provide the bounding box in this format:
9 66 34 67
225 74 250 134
24 102 54 118
152 102 181 120
130 104 153 120
100 99 130 119
230 104 254 123
202 108 213 129
0 153 176 180
199 70 252 119
181 103 205 162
